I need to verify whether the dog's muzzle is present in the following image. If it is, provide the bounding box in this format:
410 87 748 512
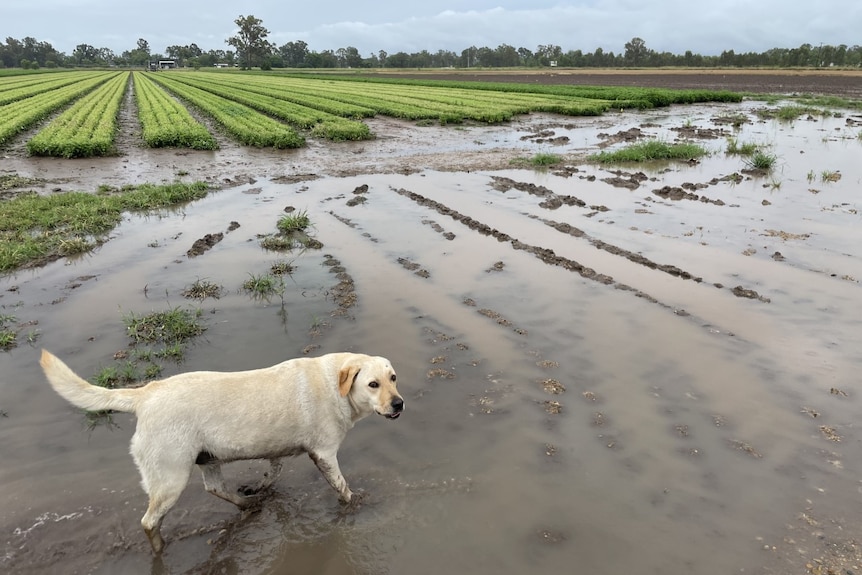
385 397 404 419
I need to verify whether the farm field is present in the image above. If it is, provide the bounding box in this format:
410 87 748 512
0 70 861 575
0 71 115 146
133 73 217 150
0 69 742 155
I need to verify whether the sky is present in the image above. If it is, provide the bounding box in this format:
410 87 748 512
5 0 860 58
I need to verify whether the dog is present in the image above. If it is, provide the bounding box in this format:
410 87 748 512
39 349 404 554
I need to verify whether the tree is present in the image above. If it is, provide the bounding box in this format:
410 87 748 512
340 46 362 68
496 44 519 67
279 41 309 67
124 38 151 67
226 15 273 69
624 37 648 66
385 51 410 68
535 44 562 66
72 43 99 66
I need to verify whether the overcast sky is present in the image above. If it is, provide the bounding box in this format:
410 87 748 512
5 0 860 57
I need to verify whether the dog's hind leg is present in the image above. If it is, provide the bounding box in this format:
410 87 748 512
133 435 194 554
139 464 192 554
200 463 261 509
238 458 283 496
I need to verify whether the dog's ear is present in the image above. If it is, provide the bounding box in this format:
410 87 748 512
338 360 361 397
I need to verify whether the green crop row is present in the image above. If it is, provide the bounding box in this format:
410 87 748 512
222 74 509 122
276 73 743 108
133 72 217 150
207 73 610 122
232 75 463 122
0 72 115 145
277 81 441 121
331 81 610 119
0 72 73 94
161 73 372 141
0 71 107 106
191 72 377 119
27 72 129 158
146 73 304 148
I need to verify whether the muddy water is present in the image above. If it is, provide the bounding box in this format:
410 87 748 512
1 102 861 574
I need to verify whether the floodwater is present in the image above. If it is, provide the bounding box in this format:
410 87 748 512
1 101 861 574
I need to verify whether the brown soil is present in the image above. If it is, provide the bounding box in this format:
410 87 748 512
362 68 862 98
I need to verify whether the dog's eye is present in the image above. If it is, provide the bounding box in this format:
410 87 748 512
369 381 379 388
391 374 396 382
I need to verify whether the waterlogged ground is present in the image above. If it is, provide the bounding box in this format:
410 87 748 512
1 97 861 575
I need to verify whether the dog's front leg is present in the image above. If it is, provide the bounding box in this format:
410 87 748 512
308 450 353 503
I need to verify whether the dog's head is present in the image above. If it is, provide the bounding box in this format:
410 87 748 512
338 355 403 420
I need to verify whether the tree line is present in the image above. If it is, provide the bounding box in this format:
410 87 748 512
2 15 861 71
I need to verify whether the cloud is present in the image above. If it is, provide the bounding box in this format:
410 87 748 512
5 1 861 58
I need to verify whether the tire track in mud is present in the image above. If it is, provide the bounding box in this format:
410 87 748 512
489 175 611 214
535 216 772 303
389 185 773 330
491 175 771 302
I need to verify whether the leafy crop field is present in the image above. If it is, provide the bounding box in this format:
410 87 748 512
0 71 114 145
134 73 217 150
155 73 372 141
0 69 742 153
27 72 128 157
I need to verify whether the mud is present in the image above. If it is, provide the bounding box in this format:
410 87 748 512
1 73 862 575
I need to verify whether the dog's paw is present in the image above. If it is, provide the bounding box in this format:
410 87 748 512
339 489 366 513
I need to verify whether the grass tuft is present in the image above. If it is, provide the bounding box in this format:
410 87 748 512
242 273 283 297
821 170 841 183
123 307 206 346
0 314 17 350
726 138 759 156
270 260 296 275
181 278 223 300
530 153 563 167
589 140 708 163
745 152 778 171
277 210 311 234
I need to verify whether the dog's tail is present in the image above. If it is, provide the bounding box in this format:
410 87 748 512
40 350 139 413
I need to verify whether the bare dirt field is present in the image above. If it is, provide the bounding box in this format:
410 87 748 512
1 71 861 575
369 68 862 98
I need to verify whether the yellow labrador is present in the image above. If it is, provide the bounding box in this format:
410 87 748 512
39 349 403 554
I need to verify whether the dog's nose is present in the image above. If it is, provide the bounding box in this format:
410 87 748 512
391 397 404 412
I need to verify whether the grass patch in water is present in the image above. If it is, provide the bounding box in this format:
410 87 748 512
510 152 564 169
242 273 284 297
123 307 206 347
0 314 16 350
725 138 759 155
181 278 223 300
745 151 778 171
277 210 311 234
588 140 708 163
0 181 211 272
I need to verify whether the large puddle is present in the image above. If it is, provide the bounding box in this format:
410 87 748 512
1 101 861 574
